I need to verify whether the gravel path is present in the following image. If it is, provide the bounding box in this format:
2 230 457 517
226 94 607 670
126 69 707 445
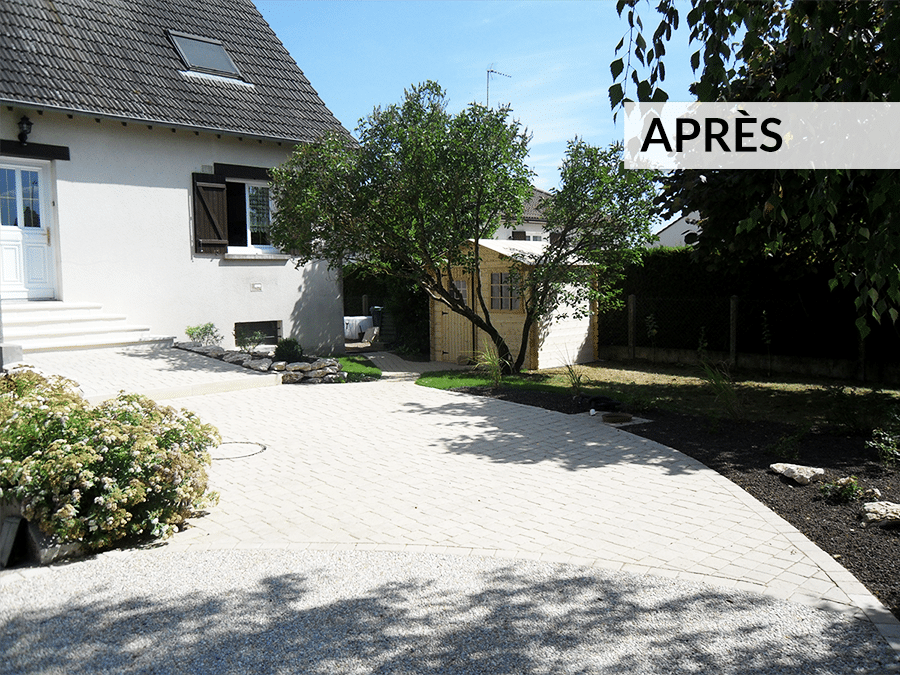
2 548 897 675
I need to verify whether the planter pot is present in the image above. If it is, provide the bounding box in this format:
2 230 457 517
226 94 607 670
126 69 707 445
0 499 85 567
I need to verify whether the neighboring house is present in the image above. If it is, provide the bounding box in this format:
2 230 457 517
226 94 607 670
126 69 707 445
0 0 350 355
430 240 596 370
492 187 551 242
651 211 701 248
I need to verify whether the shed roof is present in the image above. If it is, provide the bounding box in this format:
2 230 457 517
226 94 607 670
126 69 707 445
475 239 547 258
0 0 350 143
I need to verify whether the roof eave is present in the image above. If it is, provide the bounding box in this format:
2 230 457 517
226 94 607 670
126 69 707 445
1 98 308 145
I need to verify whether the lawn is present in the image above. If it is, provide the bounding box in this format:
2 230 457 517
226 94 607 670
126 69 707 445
417 360 900 432
338 355 382 381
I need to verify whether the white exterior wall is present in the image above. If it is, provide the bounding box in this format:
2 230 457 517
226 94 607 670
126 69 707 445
536 292 594 369
1 108 343 354
492 223 545 241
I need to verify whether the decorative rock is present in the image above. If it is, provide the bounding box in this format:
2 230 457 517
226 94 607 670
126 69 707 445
223 351 251 365
306 369 327 379
602 412 633 424
769 463 826 485
863 487 883 500
281 372 304 384
272 361 287 372
861 501 900 526
248 358 272 372
310 359 331 371
286 361 312 372
323 374 341 383
191 345 225 357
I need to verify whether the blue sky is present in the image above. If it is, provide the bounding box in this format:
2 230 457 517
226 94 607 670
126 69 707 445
255 0 697 193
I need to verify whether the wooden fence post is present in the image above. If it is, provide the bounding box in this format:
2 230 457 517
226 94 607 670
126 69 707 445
730 295 739 367
628 294 636 360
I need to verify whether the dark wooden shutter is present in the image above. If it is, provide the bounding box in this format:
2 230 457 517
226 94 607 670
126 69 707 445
192 173 228 254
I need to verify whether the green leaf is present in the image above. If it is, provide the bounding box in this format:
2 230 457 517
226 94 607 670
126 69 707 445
690 50 700 71
608 83 624 109
610 58 624 80
856 316 871 340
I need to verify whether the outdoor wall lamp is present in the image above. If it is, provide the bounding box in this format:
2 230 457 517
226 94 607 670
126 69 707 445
17 116 33 144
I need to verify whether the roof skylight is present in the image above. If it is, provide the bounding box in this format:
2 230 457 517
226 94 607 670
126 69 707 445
168 30 242 78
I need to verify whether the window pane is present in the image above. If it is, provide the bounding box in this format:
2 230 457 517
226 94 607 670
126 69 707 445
0 169 17 227
452 279 467 306
171 33 241 77
21 170 40 227
247 185 271 245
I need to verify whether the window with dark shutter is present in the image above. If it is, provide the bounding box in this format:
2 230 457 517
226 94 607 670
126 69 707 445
192 173 228 254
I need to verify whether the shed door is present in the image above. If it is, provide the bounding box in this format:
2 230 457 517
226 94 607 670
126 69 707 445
438 279 476 364
0 163 56 300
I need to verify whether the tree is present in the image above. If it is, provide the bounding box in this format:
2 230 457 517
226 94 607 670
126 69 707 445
270 81 656 372
610 1 900 336
269 81 532 371
502 140 657 371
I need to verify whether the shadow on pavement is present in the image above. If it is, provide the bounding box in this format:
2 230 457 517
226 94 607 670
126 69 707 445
399 393 708 475
1 550 891 674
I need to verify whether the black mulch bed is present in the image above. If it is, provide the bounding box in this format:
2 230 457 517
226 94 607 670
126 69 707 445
454 385 900 619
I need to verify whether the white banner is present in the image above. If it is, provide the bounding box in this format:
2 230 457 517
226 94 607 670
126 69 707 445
624 102 900 170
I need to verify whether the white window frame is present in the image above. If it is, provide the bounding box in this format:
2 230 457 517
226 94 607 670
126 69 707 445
226 179 279 255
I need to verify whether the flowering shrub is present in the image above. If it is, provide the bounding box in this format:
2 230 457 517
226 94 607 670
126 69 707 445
0 369 220 550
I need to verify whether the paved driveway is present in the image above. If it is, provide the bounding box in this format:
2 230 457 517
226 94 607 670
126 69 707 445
164 379 885 622
5 346 900 657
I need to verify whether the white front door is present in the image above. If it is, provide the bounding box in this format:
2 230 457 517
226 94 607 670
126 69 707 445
0 162 56 300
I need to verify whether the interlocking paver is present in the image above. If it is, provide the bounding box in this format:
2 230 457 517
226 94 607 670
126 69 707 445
7 345 900 652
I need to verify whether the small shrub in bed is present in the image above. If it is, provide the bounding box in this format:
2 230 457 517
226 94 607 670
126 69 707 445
274 338 304 363
0 369 220 551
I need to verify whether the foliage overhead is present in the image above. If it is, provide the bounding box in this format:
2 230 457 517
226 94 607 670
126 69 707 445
271 81 656 372
610 0 900 337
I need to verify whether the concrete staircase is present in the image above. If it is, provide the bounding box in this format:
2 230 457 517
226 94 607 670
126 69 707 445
0 301 174 352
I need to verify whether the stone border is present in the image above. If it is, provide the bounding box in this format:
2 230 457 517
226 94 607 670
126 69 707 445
174 342 347 384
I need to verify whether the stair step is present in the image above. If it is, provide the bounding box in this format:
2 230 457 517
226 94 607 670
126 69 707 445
22 334 174 353
0 301 170 353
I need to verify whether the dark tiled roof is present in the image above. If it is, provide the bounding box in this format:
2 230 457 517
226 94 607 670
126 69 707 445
0 0 351 143
523 188 551 223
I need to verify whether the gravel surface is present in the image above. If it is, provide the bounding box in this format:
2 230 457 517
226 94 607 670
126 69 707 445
2 549 897 675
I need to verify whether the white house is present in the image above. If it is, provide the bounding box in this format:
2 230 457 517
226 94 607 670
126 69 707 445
492 188 552 242
0 0 350 361
651 211 701 248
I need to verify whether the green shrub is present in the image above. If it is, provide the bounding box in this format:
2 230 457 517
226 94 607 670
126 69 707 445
868 409 900 465
0 370 220 551
819 476 864 503
274 338 304 363
185 322 222 346
234 330 266 353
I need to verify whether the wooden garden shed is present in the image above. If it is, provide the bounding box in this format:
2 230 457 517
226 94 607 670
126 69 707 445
430 240 597 370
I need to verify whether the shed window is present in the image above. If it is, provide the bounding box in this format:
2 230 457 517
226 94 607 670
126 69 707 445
169 31 241 78
490 273 520 311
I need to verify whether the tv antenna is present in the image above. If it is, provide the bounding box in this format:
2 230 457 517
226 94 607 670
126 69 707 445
486 67 510 107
